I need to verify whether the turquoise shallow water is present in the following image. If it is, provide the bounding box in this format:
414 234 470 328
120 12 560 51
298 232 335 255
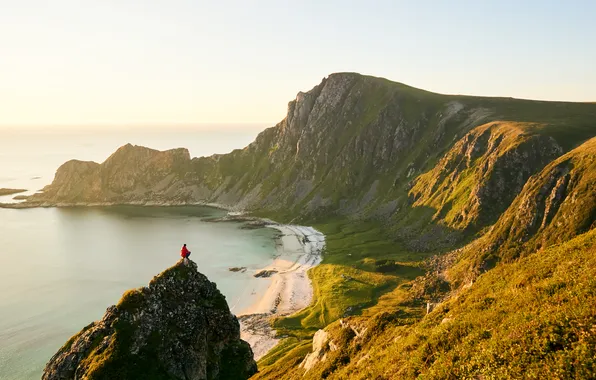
0 205 278 380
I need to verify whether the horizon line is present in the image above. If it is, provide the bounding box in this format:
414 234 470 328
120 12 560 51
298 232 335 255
0 122 276 129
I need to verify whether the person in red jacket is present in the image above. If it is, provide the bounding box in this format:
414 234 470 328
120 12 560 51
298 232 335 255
181 244 191 259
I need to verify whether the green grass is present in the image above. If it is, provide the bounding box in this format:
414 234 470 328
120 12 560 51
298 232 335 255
255 218 430 375
300 229 596 380
449 136 596 282
234 75 596 378
254 138 596 379
273 219 428 330
408 122 565 234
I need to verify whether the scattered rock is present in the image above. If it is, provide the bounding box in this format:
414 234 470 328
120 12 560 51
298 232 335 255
356 354 370 366
229 267 247 273
254 270 278 278
427 302 440 314
240 220 270 230
441 317 454 324
300 329 337 371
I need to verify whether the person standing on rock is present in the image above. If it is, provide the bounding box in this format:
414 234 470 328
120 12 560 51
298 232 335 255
180 244 191 260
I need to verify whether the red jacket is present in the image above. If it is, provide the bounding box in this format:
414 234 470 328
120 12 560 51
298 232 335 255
181 246 190 257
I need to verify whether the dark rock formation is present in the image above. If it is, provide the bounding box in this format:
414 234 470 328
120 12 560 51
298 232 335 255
409 122 563 231
229 267 247 273
254 270 278 278
42 259 257 380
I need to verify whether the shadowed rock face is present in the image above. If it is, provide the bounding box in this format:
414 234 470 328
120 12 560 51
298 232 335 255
42 260 257 380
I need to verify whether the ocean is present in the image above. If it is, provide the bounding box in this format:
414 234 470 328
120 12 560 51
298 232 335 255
0 125 275 380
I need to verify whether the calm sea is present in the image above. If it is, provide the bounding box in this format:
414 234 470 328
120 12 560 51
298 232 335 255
0 126 275 380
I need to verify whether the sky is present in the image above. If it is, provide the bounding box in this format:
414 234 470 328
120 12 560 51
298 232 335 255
1 0 595 126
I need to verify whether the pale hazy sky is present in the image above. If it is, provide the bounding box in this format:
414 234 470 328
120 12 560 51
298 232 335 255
1 1 594 126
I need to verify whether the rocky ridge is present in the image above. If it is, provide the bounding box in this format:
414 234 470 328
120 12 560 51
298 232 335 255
448 136 596 282
21 73 596 252
43 259 257 380
409 122 563 232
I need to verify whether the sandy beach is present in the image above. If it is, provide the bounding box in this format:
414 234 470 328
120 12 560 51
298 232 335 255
237 224 325 360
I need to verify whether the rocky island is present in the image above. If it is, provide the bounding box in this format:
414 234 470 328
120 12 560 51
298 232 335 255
43 259 257 380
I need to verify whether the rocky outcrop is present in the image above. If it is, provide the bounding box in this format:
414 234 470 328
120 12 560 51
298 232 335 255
446 137 596 284
300 329 338 372
254 270 277 278
42 259 257 380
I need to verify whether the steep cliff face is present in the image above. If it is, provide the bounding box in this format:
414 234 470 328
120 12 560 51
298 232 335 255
28 73 596 248
443 136 596 285
485 137 596 257
43 260 257 380
34 144 197 204
189 74 496 215
409 122 563 232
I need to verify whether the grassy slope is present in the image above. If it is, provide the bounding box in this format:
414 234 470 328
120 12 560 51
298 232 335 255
250 218 426 378
409 122 560 231
449 137 596 284
317 229 596 379
272 220 426 333
255 229 596 379
253 138 596 379
248 77 596 379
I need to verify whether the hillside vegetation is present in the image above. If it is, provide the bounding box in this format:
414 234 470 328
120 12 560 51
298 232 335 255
254 136 596 379
258 229 596 379
24 73 596 378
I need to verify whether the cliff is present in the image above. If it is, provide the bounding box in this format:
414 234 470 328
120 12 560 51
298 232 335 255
33 144 196 205
447 136 596 283
43 260 257 380
26 73 596 250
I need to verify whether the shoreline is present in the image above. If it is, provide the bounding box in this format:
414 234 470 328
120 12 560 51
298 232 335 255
237 224 325 361
1 200 324 361
0 200 238 209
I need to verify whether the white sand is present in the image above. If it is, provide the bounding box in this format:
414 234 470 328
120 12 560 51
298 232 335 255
237 224 325 360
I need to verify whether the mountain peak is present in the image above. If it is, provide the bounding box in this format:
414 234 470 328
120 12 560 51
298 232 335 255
42 259 257 380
